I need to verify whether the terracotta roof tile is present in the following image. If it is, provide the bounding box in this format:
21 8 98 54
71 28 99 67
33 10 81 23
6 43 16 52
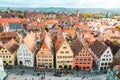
63 29 76 36
23 32 36 53
0 32 18 41
40 41 49 49
90 40 107 58
54 35 65 52
45 20 58 24
4 38 19 53
70 38 84 57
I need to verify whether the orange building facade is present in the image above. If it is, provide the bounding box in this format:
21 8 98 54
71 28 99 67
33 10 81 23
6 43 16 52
70 39 93 71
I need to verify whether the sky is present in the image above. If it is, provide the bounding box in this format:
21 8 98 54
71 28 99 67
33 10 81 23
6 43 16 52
0 0 120 8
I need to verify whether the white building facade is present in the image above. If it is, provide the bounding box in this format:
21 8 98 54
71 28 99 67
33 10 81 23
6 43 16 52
98 47 113 71
0 57 6 80
17 43 35 67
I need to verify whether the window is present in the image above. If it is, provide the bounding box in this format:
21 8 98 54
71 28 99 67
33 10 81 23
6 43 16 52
41 52 44 54
106 58 108 61
3 56 5 58
38 59 40 61
59 65 62 68
102 59 105 61
101 63 104 66
3 61 6 63
87 67 90 69
80 54 82 56
105 63 107 66
75 62 78 64
63 47 67 49
88 62 90 64
6 56 8 58
80 58 82 61
49 59 52 61
65 51 69 53
80 62 82 64
60 51 64 53
84 58 87 61
88 58 91 61
107 51 109 53
109 58 111 61
76 59 78 61
9 61 12 63
5 51 7 53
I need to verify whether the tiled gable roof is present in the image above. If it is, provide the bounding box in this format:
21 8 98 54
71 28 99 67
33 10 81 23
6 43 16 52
70 38 84 57
54 35 65 52
90 40 107 58
4 38 19 53
40 41 49 49
63 29 76 36
23 32 36 53
0 32 19 41
0 32 17 38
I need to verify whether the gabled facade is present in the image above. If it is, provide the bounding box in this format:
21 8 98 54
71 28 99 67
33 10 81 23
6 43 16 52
90 40 113 71
70 39 93 71
0 39 19 65
36 41 54 68
54 36 73 69
17 32 36 67
17 43 35 67
36 31 54 68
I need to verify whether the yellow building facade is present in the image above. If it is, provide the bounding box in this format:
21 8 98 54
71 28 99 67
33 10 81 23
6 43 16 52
0 39 19 65
55 38 73 69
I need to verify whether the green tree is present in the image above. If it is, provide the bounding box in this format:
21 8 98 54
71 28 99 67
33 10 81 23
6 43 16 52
19 13 24 18
11 14 15 18
116 25 120 30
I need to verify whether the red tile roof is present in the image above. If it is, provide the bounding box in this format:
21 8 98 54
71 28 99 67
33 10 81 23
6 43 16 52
70 38 84 57
4 38 19 53
90 40 107 58
54 35 65 52
0 32 18 41
63 29 76 36
23 32 36 53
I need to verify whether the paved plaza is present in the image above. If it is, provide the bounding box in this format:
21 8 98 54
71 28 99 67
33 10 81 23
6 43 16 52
5 68 107 80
